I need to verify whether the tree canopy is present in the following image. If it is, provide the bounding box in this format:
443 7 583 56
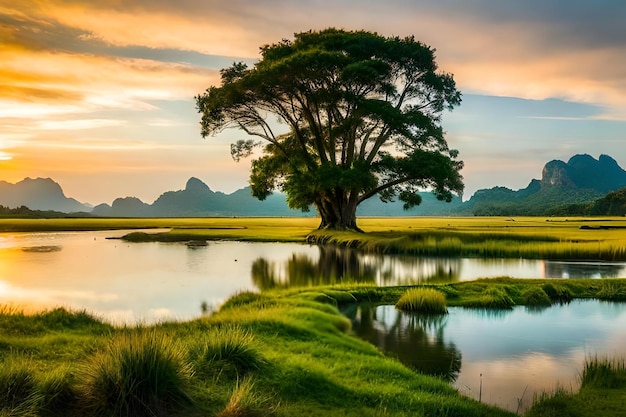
196 28 464 230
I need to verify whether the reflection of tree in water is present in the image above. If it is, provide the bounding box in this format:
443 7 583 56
344 304 462 382
251 246 376 290
373 256 461 285
252 246 462 290
544 261 626 278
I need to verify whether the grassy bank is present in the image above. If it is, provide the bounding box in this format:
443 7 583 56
2 280 625 416
0 290 515 417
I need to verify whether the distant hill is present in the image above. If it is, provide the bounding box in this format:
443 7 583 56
0 177 91 213
461 154 626 215
92 177 303 217
10 153 621 218
92 177 461 217
549 187 626 216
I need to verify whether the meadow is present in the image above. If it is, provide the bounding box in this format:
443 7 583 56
3 216 626 260
1 216 626 416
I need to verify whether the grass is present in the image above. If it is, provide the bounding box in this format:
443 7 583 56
580 356 626 389
526 356 626 417
79 329 194 417
2 281 626 416
191 325 266 380
0 294 516 417
395 287 448 313
217 376 274 417
3 216 626 260
0 359 40 413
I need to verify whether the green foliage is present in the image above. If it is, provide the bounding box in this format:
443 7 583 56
197 28 463 229
395 288 447 314
79 330 193 417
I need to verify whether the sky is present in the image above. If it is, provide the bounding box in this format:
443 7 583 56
1 0 625 206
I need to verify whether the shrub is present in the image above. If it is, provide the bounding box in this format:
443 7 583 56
522 287 552 306
395 288 447 314
192 326 265 379
79 330 193 417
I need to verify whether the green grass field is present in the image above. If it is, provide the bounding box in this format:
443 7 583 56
3 216 626 260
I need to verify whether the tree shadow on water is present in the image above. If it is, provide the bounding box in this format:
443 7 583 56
251 246 377 290
345 304 462 382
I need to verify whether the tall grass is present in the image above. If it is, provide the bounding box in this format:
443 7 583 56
596 281 626 301
0 359 40 414
522 287 552 306
217 376 274 417
541 283 573 304
37 367 79 416
395 288 447 314
191 326 266 380
460 286 515 309
580 356 626 389
79 329 193 417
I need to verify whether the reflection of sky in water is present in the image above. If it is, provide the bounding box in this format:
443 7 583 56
0 230 313 324
1 230 625 325
370 302 626 412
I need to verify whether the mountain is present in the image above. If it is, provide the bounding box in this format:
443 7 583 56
462 154 626 215
91 177 461 217
91 177 305 217
5 154 624 217
588 187 626 216
0 177 91 213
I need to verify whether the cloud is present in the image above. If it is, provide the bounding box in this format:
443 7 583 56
2 0 625 203
4 0 625 114
0 47 218 118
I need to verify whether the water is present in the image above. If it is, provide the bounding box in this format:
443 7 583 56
345 301 626 412
0 230 625 323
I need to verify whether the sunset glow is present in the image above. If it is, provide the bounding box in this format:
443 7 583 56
1 0 625 204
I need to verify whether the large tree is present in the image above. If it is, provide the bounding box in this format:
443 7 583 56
196 28 463 230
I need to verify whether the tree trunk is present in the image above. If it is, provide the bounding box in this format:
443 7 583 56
315 195 362 231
